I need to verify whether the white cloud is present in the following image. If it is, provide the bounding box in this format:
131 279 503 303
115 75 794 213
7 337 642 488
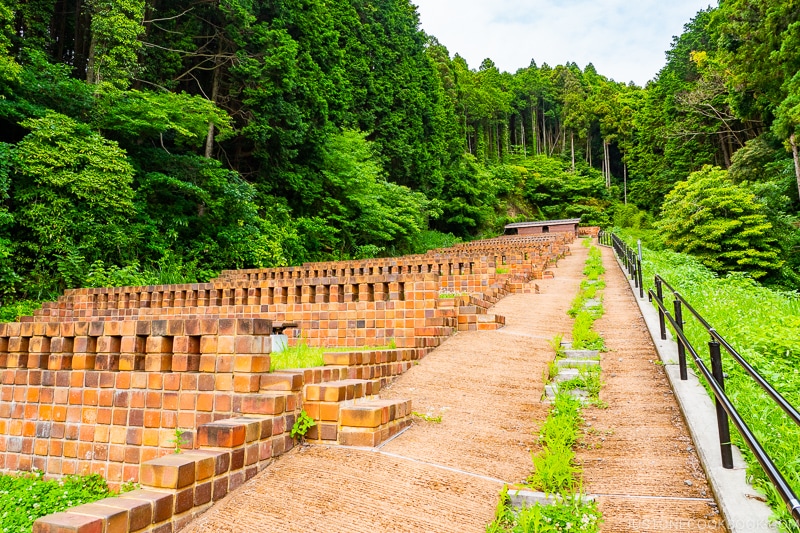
413 0 714 85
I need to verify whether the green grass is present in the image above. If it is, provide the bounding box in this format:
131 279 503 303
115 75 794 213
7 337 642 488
0 472 115 533
269 340 398 371
558 366 604 405
488 243 605 532
571 311 604 351
616 228 800 532
486 487 602 533
527 393 584 493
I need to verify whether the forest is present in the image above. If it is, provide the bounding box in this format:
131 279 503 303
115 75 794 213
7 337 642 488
0 0 798 312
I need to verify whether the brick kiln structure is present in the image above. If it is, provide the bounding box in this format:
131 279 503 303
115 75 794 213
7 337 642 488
2 233 578 533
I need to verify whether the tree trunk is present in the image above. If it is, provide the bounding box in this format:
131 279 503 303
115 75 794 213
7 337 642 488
791 133 800 202
531 105 537 155
570 132 575 172
719 132 731 168
205 36 224 159
623 162 628 204
86 33 97 83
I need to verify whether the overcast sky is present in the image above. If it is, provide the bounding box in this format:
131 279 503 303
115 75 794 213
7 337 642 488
412 0 715 86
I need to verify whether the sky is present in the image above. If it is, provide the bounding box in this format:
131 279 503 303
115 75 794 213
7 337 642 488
412 0 715 86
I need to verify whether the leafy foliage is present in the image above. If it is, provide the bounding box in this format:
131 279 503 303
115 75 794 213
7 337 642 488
658 166 782 278
1 0 798 305
0 472 113 533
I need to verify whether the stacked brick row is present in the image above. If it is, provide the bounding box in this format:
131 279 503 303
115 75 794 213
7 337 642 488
0 318 275 487
21 232 580 533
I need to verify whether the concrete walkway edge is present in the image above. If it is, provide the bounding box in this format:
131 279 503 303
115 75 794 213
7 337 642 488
607 247 778 533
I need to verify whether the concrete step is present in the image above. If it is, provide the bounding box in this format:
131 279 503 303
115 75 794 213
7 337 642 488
552 368 580 383
562 349 600 360
556 358 600 369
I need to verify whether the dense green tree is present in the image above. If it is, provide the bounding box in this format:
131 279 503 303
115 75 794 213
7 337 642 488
10 112 137 291
658 166 782 278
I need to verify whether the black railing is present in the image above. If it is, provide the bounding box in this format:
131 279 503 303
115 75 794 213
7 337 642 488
633 270 800 526
598 230 643 298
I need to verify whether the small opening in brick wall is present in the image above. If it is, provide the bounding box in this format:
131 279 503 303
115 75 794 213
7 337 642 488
187 336 201 354
398 282 406 301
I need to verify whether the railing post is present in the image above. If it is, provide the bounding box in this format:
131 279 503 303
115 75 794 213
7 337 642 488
709 336 734 469
656 278 666 340
637 258 644 299
673 297 687 380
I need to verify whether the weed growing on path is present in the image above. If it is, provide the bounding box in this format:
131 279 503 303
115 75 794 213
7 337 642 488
528 393 583 493
487 487 602 533
411 411 443 423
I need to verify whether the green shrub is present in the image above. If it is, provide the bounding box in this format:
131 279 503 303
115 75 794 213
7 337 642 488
0 472 113 533
527 393 583 493
0 300 41 322
658 165 782 279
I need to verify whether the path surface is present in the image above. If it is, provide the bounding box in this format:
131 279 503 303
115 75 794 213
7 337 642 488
183 241 725 533
576 246 726 532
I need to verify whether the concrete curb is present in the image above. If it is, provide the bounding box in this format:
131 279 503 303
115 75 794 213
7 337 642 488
609 248 778 533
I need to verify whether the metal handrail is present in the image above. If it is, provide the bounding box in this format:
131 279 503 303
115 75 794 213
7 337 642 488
599 230 643 298
654 275 800 427
604 231 800 526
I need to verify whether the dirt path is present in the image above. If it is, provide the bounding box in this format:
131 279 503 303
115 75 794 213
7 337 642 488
182 241 725 532
576 245 726 532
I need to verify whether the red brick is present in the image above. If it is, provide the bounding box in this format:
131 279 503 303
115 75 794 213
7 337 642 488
139 454 196 489
32 512 103 533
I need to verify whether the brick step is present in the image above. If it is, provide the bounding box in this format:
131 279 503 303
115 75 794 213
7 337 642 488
414 336 443 348
237 391 296 416
468 296 493 309
425 316 457 328
438 308 457 318
458 305 486 315
476 313 505 324
413 326 455 337
260 371 305 392
195 416 271 449
338 399 413 447
345 362 411 382
322 348 424 367
304 379 374 403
